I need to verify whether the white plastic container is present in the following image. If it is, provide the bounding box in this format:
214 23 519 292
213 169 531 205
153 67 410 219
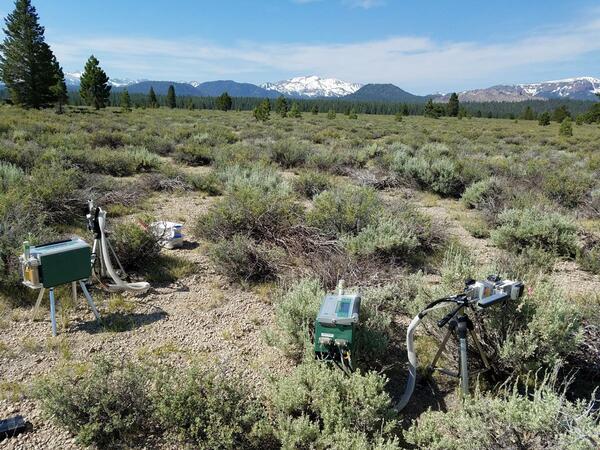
151 221 184 249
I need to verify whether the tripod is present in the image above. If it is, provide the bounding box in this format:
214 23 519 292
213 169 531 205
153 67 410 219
427 299 491 396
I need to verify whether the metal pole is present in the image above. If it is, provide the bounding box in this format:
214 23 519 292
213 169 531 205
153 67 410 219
457 318 469 396
33 288 45 320
79 281 100 320
72 282 77 303
429 327 453 370
49 288 57 337
470 330 491 370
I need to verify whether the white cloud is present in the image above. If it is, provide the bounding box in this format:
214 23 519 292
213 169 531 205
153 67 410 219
49 12 600 93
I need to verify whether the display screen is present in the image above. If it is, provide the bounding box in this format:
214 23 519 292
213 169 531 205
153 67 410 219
336 300 351 318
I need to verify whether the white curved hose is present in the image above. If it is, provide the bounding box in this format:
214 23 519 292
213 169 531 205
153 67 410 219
97 210 150 293
395 302 452 412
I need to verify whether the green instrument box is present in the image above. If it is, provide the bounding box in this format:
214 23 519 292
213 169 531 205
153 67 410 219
30 238 91 288
314 293 361 355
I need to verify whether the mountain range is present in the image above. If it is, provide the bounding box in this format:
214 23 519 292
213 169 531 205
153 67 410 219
62 73 600 103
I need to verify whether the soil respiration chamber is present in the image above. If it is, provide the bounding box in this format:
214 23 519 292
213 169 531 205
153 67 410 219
314 280 361 373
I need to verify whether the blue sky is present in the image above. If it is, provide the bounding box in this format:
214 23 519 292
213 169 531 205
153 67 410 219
1 0 599 93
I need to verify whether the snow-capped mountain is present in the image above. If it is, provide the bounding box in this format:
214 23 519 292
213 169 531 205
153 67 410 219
261 76 362 98
64 72 143 88
435 77 600 102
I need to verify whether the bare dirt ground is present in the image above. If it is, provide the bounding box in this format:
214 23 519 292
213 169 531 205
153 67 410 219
1 187 599 449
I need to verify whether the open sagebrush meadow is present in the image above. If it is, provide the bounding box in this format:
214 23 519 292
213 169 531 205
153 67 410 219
1 106 600 449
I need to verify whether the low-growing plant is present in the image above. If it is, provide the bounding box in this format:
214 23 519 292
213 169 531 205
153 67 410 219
209 234 284 283
111 220 161 271
270 140 310 168
491 208 578 257
34 358 155 449
195 166 301 242
461 177 504 211
292 170 332 199
405 371 599 449
308 185 380 236
0 161 23 192
153 365 270 450
174 144 213 166
270 360 399 449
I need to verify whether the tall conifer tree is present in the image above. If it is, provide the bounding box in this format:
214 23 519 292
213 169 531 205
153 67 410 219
79 55 111 109
166 85 176 108
447 93 459 117
147 86 159 108
50 57 68 113
0 0 59 108
120 89 132 112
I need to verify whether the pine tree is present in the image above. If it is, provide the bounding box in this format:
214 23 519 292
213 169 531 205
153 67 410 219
275 95 288 117
166 85 176 108
521 106 535 120
424 99 439 118
0 0 60 108
538 111 551 126
447 92 459 117
253 99 270 122
120 89 131 112
147 86 159 108
311 104 319 115
216 92 232 111
348 108 358 119
552 105 571 123
559 117 573 137
50 57 67 113
327 109 336 120
402 104 410 116
394 112 403 122
79 55 111 109
288 102 301 118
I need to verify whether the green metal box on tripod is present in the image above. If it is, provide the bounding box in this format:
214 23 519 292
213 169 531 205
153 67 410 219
314 293 361 355
29 238 91 288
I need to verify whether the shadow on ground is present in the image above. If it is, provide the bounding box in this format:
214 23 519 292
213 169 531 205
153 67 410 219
72 309 168 334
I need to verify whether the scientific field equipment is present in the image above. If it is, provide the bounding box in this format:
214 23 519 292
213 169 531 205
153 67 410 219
314 280 361 373
19 238 100 336
395 275 524 412
0 415 27 440
86 201 150 293
151 221 184 249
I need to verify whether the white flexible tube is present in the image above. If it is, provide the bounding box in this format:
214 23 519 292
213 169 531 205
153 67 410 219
395 302 453 412
97 210 150 293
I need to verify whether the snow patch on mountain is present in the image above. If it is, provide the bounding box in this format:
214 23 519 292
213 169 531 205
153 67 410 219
64 72 143 88
261 75 362 98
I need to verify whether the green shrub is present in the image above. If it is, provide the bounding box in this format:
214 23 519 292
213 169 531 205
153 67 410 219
271 278 324 359
195 166 301 242
209 234 283 283
341 204 438 262
0 161 23 193
461 177 503 211
391 145 465 197
174 145 213 166
543 172 592 208
270 360 399 449
292 170 332 199
491 208 578 257
308 185 380 236
187 171 223 195
90 131 126 149
577 242 600 274
495 281 582 373
153 365 270 450
559 117 573 137
405 372 599 450
111 220 161 271
270 140 310 168
34 358 154 449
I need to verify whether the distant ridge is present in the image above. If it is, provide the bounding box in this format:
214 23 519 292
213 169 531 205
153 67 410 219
344 84 427 103
196 80 278 98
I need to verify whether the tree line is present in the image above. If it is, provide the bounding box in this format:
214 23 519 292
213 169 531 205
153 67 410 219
1 0 599 123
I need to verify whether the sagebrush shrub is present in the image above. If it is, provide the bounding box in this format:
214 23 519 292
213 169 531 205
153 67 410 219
270 139 310 168
270 360 399 449
461 177 503 211
308 185 380 236
209 234 284 283
405 372 599 450
34 358 154 449
174 144 213 166
195 165 301 241
111 220 161 271
0 161 23 192
491 208 578 257
153 365 270 450
292 170 332 198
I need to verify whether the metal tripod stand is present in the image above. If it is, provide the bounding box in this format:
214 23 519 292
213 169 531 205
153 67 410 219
427 300 491 396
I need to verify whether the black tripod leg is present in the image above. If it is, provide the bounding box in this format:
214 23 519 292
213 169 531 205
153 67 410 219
429 327 453 371
457 320 469 396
